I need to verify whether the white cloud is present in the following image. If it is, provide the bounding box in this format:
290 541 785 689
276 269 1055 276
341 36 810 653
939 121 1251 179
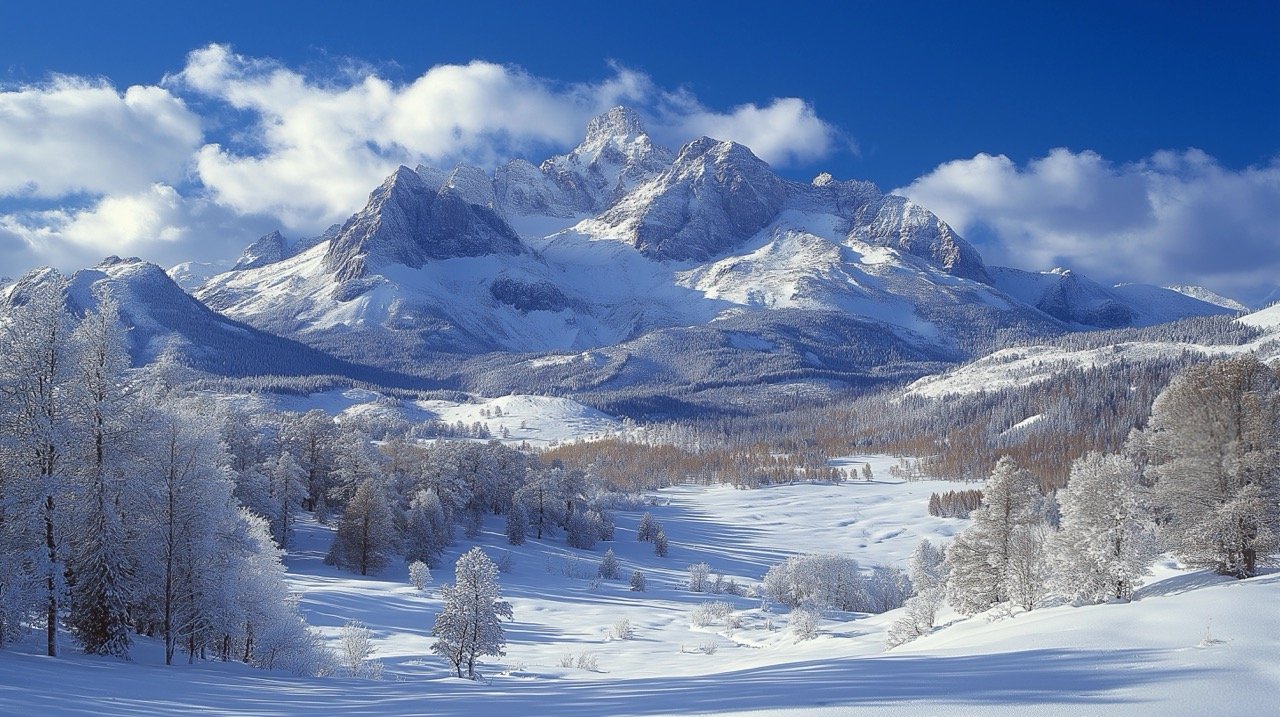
897 148 1280 304
0 185 275 272
658 96 842 166
0 77 201 198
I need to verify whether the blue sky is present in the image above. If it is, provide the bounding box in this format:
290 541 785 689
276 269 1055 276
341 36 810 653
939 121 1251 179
1 1 1277 302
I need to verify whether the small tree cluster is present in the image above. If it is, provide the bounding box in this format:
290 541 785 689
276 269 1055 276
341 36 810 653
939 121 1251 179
928 489 983 518
763 554 907 613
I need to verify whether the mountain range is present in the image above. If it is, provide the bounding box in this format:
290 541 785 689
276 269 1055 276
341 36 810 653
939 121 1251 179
2 107 1247 417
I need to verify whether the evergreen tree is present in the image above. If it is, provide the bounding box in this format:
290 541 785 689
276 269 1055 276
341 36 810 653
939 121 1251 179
504 502 527 546
654 528 669 557
431 548 512 679
327 478 397 576
945 456 1046 614
598 548 621 580
1050 452 1157 602
404 489 451 568
637 512 657 542
268 452 307 550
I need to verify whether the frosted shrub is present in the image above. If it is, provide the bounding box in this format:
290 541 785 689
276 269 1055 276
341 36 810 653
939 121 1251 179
575 653 599 671
611 617 634 641
790 608 821 641
687 562 711 592
629 570 647 592
408 561 431 591
690 600 734 628
698 640 718 655
339 621 382 679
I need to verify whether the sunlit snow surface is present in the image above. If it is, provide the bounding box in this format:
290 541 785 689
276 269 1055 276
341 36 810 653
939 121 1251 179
1 455 1276 716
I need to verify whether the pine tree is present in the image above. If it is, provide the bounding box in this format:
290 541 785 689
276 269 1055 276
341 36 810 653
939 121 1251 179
654 528 669 557
945 456 1045 614
1050 452 1157 602
505 502 527 546
629 570 646 592
404 490 451 568
431 548 512 679
598 549 621 580
637 512 657 542
327 478 397 576
1143 356 1280 578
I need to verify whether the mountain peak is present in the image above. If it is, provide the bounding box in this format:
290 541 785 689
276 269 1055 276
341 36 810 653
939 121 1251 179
234 230 290 271
583 106 647 144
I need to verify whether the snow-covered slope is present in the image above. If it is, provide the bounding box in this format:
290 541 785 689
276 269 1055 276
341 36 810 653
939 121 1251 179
4 257 419 384
233 388 623 447
990 266 1236 328
1 469 1273 717
167 259 233 291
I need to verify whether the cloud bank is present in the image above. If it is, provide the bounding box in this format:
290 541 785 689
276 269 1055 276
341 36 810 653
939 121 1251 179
897 148 1280 304
0 44 841 272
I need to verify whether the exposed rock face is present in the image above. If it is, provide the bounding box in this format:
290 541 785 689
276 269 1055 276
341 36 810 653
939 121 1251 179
598 137 787 262
323 166 524 283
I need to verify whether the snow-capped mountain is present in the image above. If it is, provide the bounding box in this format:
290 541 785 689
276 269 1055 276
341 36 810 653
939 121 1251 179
988 266 1237 328
4 256 424 386
195 109 1055 369
176 107 1236 412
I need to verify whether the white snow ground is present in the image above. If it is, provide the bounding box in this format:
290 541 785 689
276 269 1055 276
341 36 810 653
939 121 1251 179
226 389 624 447
0 454 1275 716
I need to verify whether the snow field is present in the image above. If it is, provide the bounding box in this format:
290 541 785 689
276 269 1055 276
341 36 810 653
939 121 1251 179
1 455 1276 716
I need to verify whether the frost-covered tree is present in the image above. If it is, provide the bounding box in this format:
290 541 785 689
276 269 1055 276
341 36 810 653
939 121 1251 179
141 398 239 665
654 528 669 557
1004 523 1050 611
598 549 621 580
504 501 528 545
1142 356 1280 578
945 456 1046 614
637 512 657 542
408 561 431 591
281 410 337 512
327 478 397 576
629 570 646 592
886 539 949 648
328 428 383 506
268 452 307 550
339 620 381 679
1051 452 1157 602
564 509 597 550
0 279 75 656
66 296 136 658
687 562 711 592
404 489 451 568
431 548 512 679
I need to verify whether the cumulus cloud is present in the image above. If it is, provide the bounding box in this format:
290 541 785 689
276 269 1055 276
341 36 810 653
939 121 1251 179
0 77 201 198
656 96 843 166
0 185 276 272
897 148 1280 305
